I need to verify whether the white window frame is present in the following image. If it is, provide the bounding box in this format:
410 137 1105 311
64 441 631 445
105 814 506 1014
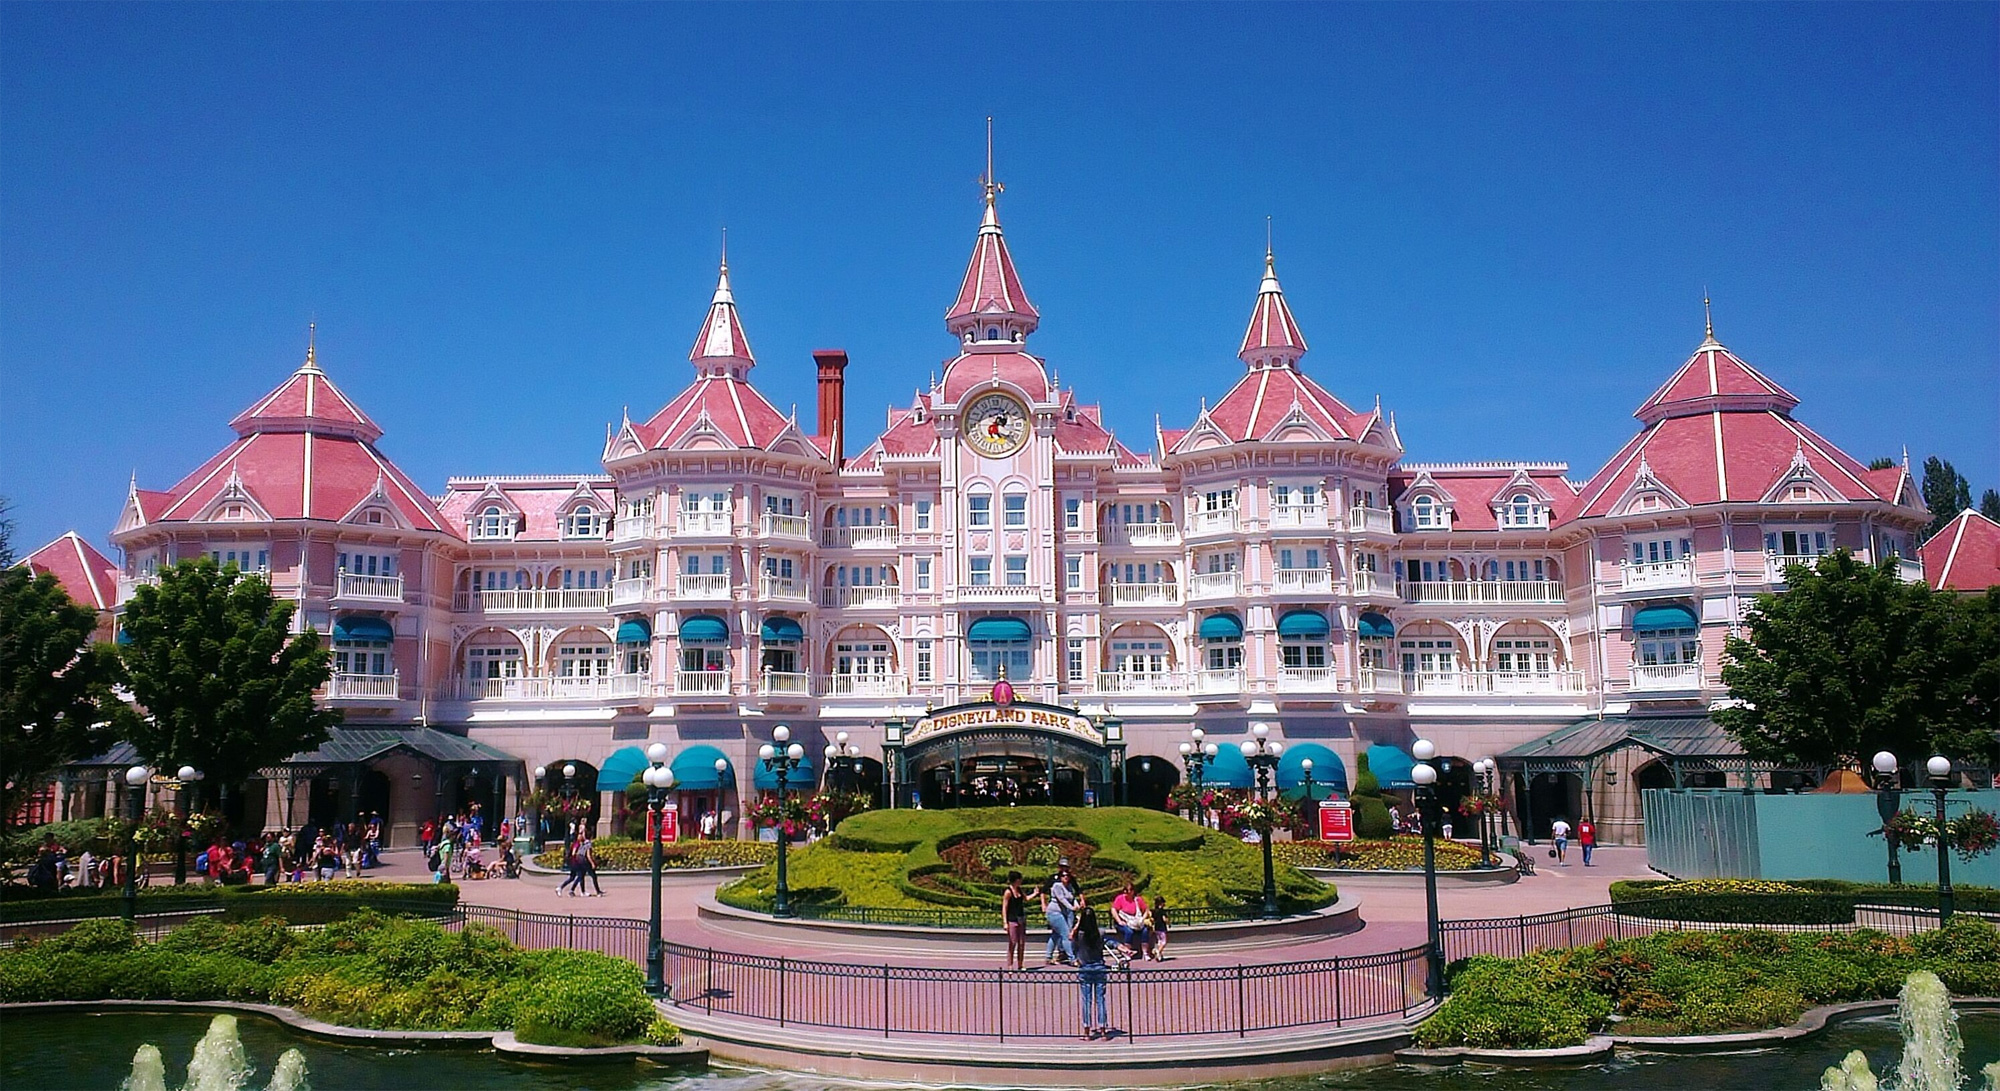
967 493 993 530
914 557 933 591
473 506 513 540
914 498 934 531
1003 492 1029 528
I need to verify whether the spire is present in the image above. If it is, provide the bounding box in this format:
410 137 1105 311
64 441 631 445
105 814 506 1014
301 322 321 373
1237 241 1308 369
689 238 755 378
1700 289 1720 349
945 118 1039 344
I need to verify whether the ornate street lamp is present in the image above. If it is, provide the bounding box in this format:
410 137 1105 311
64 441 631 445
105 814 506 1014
824 731 860 794
1872 751 1903 886
122 765 150 922
1471 758 1495 867
1412 738 1445 999
1241 723 1284 919
559 762 580 838
169 765 203 885
642 743 675 997
760 726 807 918
714 757 730 839
1301 757 1316 804
1928 755 1955 925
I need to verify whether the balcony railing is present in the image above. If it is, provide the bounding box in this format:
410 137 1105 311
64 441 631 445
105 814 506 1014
1347 507 1396 535
758 671 810 696
611 578 652 606
1189 509 1240 535
117 573 161 602
1629 663 1705 692
824 585 899 608
957 583 1042 600
325 672 399 700
1621 557 1697 593
1188 571 1243 599
611 515 654 542
760 513 811 539
676 511 733 536
335 572 404 602
1398 670 1586 696
1400 580 1564 605
1270 504 1329 528
1194 668 1244 694
1120 522 1180 547
1895 556 1926 584
608 673 652 699
821 673 910 697
1765 553 1826 584
1355 667 1404 695
822 524 898 548
1106 583 1181 606
675 670 733 697
451 675 644 701
454 588 613 613
1272 569 1334 594
1277 666 1339 691
675 574 732 599
1348 570 1397 597
1096 670 1189 695
759 575 810 602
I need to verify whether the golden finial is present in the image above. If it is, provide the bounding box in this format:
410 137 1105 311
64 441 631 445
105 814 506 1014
303 321 318 369
1702 288 1716 343
981 117 1003 205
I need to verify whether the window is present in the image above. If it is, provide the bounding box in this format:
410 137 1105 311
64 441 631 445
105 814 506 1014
680 645 727 674
1200 489 1237 513
1355 488 1378 509
466 645 521 680
763 493 798 515
561 507 604 539
1411 495 1448 529
1353 551 1379 572
621 641 650 676
557 642 613 678
626 557 653 580
1003 492 1028 528
334 635 391 676
213 547 271 573
1399 638 1459 676
684 490 727 513
1273 483 1320 509
1277 547 1322 571
1764 529 1830 557
914 557 933 591
1203 552 1239 574
762 556 795 580
1203 637 1242 672
470 567 522 591
1494 638 1554 675
1111 638 1167 675
1111 561 1164 585
1500 494 1544 529
968 493 992 529
1637 628 1700 667
622 495 654 519
834 640 891 677
1499 558 1547 582
968 631 1032 681
969 557 993 586
1067 638 1085 682
1065 555 1083 590
1279 637 1327 670
1063 497 1082 530
473 506 512 539
1004 555 1028 585
1630 536 1693 565
1114 501 1166 526
915 639 934 682
914 498 934 531
1398 558 1452 583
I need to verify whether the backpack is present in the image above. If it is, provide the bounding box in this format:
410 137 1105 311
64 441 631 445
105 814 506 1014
427 849 442 871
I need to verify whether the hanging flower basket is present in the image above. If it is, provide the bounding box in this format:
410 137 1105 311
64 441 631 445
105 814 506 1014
1875 808 2000 860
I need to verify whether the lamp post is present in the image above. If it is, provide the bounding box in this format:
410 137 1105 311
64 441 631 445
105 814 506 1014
1471 759 1494 867
642 743 675 997
531 765 547 851
1871 751 1903 886
1241 723 1284 920
1412 738 1445 999
760 726 806 918
1927 755 1955 925
560 762 579 838
122 765 150 922
169 765 203 885
714 757 730 839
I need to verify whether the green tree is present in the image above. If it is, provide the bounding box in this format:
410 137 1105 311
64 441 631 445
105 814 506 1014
115 557 338 813
1981 489 2000 524
1921 457 1973 539
1716 551 2000 771
0 496 15 569
1867 457 1896 471
0 566 120 832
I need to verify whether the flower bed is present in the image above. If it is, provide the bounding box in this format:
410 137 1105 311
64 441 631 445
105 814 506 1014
0 881 459 925
0 911 679 1049
1415 919 2000 1049
532 840 774 871
1274 837 1485 871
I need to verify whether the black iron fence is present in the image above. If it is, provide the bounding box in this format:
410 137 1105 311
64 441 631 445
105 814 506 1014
781 900 1258 929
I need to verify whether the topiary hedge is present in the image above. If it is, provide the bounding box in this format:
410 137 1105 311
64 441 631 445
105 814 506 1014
1608 878 2000 925
0 881 459 925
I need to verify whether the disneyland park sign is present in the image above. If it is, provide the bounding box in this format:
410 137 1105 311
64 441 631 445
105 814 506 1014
904 703 1106 747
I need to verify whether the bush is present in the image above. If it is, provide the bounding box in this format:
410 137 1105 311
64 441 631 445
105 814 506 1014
509 950 656 1047
1608 879 2000 926
1274 838 1485 871
533 840 776 871
1415 950 1610 1048
1352 796 1393 840
0 880 456 925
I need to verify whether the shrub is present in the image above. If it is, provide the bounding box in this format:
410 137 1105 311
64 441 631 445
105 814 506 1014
510 950 657 1047
0 879 457 925
1415 950 1610 1048
1352 796 1393 840
534 840 776 871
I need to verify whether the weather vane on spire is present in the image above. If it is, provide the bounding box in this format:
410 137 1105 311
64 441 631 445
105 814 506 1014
304 320 317 369
1266 215 1274 259
980 116 1003 206
1703 288 1715 342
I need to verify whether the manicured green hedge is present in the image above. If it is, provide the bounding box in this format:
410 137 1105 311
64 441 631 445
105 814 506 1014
1415 919 2000 1048
532 840 776 871
1608 879 2000 924
0 911 677 1049
0 881 458 925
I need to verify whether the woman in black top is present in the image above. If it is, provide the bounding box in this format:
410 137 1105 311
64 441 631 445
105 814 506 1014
1000 871 1028 970
1071 893 1110 1039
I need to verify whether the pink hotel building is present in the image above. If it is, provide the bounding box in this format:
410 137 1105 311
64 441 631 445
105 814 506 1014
79 184 1937 843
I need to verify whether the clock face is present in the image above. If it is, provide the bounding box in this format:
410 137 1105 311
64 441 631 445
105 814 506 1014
962 391 1030 458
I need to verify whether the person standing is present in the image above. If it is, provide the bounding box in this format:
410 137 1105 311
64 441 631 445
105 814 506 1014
581 832 604 896
261 835 284 885
1577 818 1596 866
1550 816 1572 865
1001 871 1028 970
1071 893 1110 1040
1044 867 1078 965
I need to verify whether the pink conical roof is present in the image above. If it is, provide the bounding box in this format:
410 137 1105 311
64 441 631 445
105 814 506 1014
688 259 754 376
944 192 1039 339
227 338 383 442
1237 250 1308 367
1633 331 1799 424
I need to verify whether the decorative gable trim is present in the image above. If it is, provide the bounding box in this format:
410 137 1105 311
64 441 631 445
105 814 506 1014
339 474 415 531
1258 398 1336 444
191 471 274 524
668 409 738 452
1757 444 1846 505
1171 410 1234 455
1489 469 1557 529
1400 470 1456 530
604 420 649 463
1607 455 1692 516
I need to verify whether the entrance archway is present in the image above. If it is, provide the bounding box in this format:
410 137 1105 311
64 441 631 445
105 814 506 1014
890 700 1123 809
1125 755 1181 811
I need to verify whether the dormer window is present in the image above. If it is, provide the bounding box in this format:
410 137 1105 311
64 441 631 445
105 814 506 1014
473 505 513 540
986 327 1001 341
1411 495 1449 529
1500 493 1546 529
561 507 604 540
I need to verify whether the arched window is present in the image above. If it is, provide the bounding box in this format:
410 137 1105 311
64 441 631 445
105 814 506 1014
966 616 1033 682
1501 493 1543 529
1002 490 1028 528
1411 496 1446 530
561 506 604 539
986 326 1001 341
473 505 512 540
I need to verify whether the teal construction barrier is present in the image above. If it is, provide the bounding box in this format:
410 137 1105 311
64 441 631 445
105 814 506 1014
1643 788 2000 887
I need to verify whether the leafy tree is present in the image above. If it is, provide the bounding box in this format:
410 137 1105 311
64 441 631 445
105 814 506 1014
1981 489 2000 524
1717 551 2000 771
116 557 339 814
0 567 119 832
1922 457 1973 539
1867 457 1896 471
0 496 15 569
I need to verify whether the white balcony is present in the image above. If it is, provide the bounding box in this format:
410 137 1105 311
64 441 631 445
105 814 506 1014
1348 507 1396 535
758 671 810 696
1404 670 1468 695
676 511 732 536
1277 666 1340 692
675 573 732 599
1270 504 1329 529
117 573 160 602
957 583 1042 601
1348 570 1398 597
1895 556 1926 584
824 585 899 609
759 575 810 602
1188 571 1243 599
1272 568 1334 594
1106 582 1181 606
611 515 654 542
325 672 400 700
675 670 733 697
334 572 404 603
1482 669 1588 695
1621 557 1697 593
608 673 652 699
452 675 630 701
823 524 898 548
1629 663 1705 692
1765 553 1825 584
454 588 613 613
760 513 811 539
1400 580 1564 605
1189 508 1240 536
610 578 652 606
1194 668 1244 694
822 673 910 698
1096 670 1189 695
1120 522 1180 547
1355 667 1404 695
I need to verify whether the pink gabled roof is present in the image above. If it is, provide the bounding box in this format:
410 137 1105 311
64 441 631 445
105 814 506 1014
1052 404 1141 463
1921 509 2000 591
436 479 616 541
227 345 384 442
1388 466 1579 532
688 261 754 371
1204 365 1364 442
1634 336 1800 424
940 350 1052 405
20 531 120 611
633 374 818 454
944 196 1039 335
1238 251 1308 364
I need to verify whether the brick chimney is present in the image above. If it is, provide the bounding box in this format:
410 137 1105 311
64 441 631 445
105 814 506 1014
813 349 848 464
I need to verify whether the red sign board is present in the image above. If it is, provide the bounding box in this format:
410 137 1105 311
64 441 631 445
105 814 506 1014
646 807 680 844
1318 801 1354 842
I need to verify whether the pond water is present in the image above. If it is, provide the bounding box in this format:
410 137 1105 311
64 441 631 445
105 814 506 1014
2 1010 1996 1091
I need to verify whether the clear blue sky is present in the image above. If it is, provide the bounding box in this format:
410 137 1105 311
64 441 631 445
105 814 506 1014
4 3 1995 552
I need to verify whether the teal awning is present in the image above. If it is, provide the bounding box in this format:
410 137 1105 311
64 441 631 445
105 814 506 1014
760 616 804 644
754 749 816 790
1197 740 1254 788
1633 604 1698 632
615 618 651 644
1198 613 1243 641
1364 743 1416 789
670 744 734 790
1278 743 1348 798
331 616 394 642
597 746 649 788
1277 609 1330 638
1357 612 1395 639
966 617 1031 643
679 616 728 643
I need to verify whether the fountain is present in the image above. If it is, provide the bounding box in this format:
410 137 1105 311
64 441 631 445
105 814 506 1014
1819 972 1998 1091
118 1015 309 1091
